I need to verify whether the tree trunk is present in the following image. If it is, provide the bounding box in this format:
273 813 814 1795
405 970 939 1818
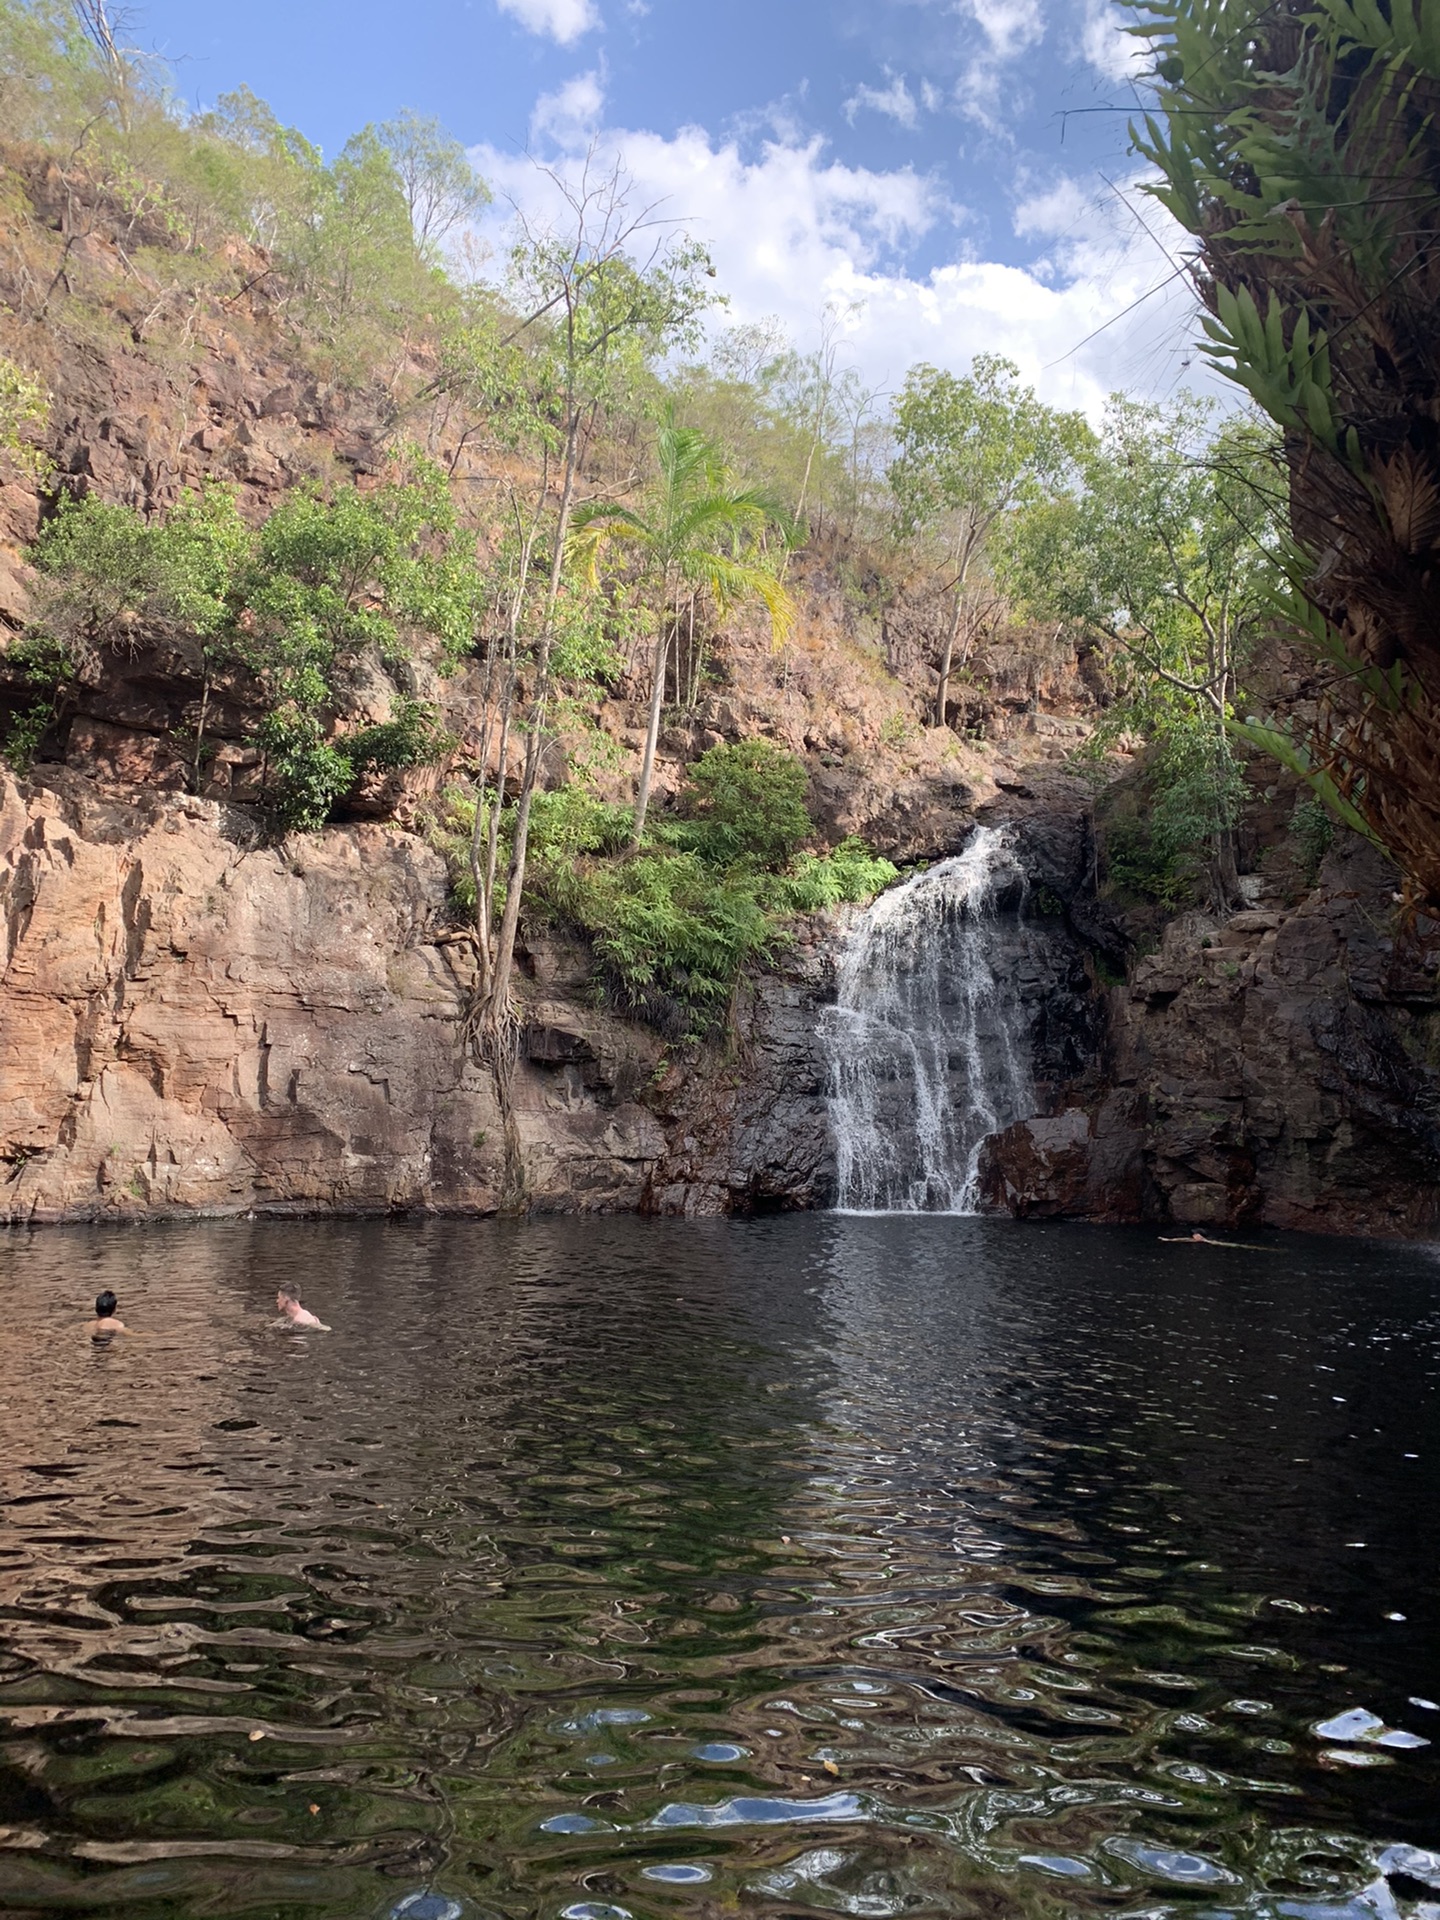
632 618 670 846
475 404 584 1045
190 671 210 795
934 588 966 729
1212 824 1243 911
485 729 540 1031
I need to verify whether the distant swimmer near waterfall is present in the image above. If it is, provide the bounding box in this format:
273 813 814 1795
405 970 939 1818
276 1289 330 1330
1159 1231 1276 1249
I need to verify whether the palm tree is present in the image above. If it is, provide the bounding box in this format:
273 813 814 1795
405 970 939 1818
570 416 796 845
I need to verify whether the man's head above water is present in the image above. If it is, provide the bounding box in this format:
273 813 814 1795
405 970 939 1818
95 1290 118 1318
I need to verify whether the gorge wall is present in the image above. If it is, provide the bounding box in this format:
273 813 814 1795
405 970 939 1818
7 755 1440 1233
4 148 1440 1235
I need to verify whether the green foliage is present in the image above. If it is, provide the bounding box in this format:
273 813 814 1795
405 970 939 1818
0 7 483 374
1002 394 1283 900
673 313 890 541
570 413 797 641
254 711 355 834
0 353 48 476
346 697 453 772
0 632 70 768
1292 796 1337 884
517 750 895 1037
1099 723 1247 908
889 355 1089 549
256 698 450 833
507 231 718 431
766 837 900 914
372 110 489 251
15 461 474 822
1227 714 1381 849
1128 0 1440 900
671 739 811 868
33 483 251 652
1000 396 1280 679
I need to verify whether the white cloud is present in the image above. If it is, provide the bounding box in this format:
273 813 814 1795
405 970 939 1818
470 114 1214 420
962 0 1045 60
1013 176 1092 242
1081 0 1148 81
495 0 598 46
844 70 920 130
529 71 605 150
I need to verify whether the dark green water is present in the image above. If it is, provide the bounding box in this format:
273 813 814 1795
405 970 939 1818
1 1216 1437 1920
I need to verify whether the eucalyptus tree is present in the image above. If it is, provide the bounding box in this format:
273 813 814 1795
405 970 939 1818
569 414 796 845
1001 395 1284 905
888 356 1088 727
457 162 717 1051
373 109 488 250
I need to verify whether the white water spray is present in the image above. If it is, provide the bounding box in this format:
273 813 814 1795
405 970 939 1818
821 826 1037 1213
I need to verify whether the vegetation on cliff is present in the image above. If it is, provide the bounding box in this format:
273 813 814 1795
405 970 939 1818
1 0 1381 1035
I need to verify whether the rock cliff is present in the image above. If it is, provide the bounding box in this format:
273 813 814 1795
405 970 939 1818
0 770 668 1221
6 752 1440 1231
979 833 1440 1236
4 146 1440 1236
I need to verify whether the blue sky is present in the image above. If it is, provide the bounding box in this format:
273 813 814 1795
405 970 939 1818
134 0 1205 412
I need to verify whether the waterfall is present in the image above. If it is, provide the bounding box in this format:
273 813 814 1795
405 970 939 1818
820 825 1037 1213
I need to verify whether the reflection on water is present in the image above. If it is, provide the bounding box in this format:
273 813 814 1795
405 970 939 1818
0 1216 1437 1919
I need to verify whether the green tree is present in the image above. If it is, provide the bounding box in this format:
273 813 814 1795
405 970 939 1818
673 738 812 868
888 355 1088 727
18 463 473 825
0 353 49 477
570 413 795 845
1002 395 1283 904
372 109 489 250
456 163 718 1052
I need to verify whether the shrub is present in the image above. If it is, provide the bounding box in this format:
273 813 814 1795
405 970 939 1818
0 353 49 477
671 738 811 868
768 837 899 913
1292 796 1335 886
9 462 477 825
521 750 897 1037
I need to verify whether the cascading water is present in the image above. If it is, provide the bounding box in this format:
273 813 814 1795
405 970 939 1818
821 825 1038 1213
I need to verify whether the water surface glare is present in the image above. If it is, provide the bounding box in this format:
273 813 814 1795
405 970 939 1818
1 1216 1437 1920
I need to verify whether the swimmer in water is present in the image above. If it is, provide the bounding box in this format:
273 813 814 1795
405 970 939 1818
276 1289 330 1331
1158 1230 1276 1250
89 1290 128 1339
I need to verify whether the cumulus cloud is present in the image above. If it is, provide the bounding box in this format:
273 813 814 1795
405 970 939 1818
844 70 920 130
495 0 598 46
1013 175 1093 243
470 110 1211 418
962 0 1045 60
529 71 605 149
1081 0 1149 81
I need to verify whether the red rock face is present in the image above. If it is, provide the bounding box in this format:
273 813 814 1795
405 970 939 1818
0 773 667 1221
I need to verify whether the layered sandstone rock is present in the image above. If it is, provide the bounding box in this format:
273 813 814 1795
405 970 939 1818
0 772 665 1221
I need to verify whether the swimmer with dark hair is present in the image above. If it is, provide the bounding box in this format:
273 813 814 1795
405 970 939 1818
89 1291 128 1339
